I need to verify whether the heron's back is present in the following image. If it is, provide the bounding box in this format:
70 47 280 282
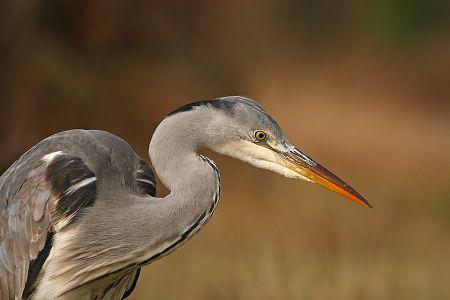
0 129 155 299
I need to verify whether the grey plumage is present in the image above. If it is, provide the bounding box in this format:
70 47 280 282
0 96 369 299
1 130 155 299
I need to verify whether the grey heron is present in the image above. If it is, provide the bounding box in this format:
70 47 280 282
0 96 370 299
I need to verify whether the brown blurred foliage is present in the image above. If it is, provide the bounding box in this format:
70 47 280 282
1 1 450 299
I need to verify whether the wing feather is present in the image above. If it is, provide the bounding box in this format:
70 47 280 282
1 149 99 298
0 161 52 299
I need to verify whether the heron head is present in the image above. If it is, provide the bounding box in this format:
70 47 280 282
201 96 371 208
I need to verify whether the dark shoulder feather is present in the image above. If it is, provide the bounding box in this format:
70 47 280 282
45 153 97 230
135 159 156 196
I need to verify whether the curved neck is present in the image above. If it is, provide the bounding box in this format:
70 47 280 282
149 111 220 212
149 110 213 192
144 111 221 257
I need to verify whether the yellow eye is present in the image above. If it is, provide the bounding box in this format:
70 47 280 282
254 130 269 142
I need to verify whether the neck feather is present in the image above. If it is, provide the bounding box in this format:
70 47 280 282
149 110 213 191
148 110 221 230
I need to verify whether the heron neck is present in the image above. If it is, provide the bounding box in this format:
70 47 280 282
148 111 220 214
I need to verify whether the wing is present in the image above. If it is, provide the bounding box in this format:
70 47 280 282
0 160 52 299
0 150 97 299
0 129 156 299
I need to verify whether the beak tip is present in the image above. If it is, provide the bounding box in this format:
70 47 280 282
351 192 372 209
357 196 373 209
365 201 374 209
363 202 373 209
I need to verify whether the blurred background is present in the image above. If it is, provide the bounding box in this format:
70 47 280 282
1 1 450 299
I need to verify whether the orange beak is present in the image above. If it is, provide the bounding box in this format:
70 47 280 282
281 146 371 208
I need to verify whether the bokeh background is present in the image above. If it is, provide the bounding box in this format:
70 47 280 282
1 1 450 299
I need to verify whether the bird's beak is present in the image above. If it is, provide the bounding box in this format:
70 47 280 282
279 145 371 207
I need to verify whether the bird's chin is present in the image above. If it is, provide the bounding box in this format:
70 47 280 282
210 140 312 180
246 157 314 181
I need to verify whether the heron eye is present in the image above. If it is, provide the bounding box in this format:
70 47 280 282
254 130 269 142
